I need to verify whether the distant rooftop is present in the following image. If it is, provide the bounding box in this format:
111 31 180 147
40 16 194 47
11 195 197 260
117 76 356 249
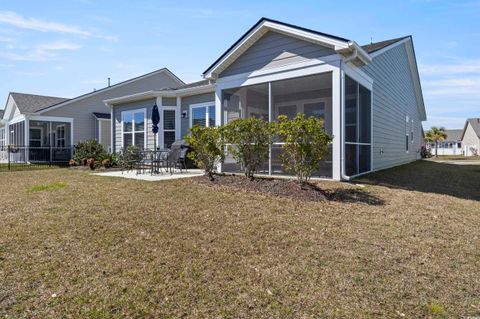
10 92 69 114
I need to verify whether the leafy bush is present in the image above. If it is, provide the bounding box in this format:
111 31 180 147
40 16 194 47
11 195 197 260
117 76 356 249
223 118 272 180
74 140 107 164
185 125 225 180
274 114 333 185
98 152 119 168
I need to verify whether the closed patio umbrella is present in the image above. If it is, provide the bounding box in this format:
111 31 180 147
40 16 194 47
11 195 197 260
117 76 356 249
152 104 160 151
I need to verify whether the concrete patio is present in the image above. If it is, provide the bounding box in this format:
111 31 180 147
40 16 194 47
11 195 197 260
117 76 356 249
93 169 204 181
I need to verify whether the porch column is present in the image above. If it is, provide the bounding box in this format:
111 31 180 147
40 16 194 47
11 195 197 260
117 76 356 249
176 96 181 141
156 96 162 150
331 62 342 180
215 85 223 172
24 116 29 162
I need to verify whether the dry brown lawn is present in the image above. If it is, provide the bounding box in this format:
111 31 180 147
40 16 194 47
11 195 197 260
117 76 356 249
0 161 479 318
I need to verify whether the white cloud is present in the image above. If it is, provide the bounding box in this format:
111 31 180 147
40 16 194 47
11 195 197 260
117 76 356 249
419 59 480 75
0 40 82 61
0 11 117 41
36 41 82 51
0 10 91 36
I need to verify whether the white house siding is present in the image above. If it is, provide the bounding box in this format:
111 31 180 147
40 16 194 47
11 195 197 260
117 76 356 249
113 98 156 152
180 93 215 138
462 122 480 156
42 71 182 145
361 42 423 171
220 31 335 77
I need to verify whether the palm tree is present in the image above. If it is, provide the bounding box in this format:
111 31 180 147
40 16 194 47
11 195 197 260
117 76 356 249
425 126 447 157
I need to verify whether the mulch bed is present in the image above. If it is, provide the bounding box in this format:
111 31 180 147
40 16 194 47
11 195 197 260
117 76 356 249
193 174 384 204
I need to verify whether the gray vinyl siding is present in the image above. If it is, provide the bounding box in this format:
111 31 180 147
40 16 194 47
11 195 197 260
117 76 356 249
100 120 111 149
162 97 177 106
180 93 215 137
113 99 156 152
220 31 335 77
42 71 181 146
361 42 423 170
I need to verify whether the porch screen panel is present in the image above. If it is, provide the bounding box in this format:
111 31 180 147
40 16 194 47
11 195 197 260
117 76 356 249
344 76 371 177
221 83 269 173
271 73 333 177
9 121 25 146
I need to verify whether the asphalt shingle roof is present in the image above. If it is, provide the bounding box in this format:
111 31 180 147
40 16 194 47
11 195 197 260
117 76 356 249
361 36 410 54
444 129 463 141
10 92 69 114
93 112 111 119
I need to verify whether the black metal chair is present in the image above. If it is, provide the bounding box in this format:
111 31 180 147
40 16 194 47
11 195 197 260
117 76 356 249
167 147 188 174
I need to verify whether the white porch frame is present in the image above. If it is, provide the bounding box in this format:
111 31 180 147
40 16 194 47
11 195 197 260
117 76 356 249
215 57 345 179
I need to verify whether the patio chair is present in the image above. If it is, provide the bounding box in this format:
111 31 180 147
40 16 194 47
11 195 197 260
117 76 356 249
151 150 170 175
167 147 188 174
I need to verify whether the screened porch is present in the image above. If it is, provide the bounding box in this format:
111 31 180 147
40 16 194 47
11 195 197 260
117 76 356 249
221 72 333 178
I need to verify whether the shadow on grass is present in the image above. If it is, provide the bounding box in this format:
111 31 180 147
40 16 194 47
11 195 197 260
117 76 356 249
356 160 480 201
324 188 385 205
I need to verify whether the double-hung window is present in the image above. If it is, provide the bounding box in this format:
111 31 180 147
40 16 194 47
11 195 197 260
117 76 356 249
190 103 215 128
122 109 145 149
56 125 66 147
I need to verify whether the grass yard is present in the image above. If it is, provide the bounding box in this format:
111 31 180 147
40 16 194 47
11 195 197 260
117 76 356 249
0 161 479 318
432 155 480 161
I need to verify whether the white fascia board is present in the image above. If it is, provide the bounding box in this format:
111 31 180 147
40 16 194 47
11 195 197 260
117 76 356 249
3 94 17 120
203 20 349 79
29 115 74 123
105 84 216 107
38 69 183 114
342 63 373 91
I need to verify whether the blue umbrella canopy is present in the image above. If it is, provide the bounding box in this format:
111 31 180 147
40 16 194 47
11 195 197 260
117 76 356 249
152 104 160 134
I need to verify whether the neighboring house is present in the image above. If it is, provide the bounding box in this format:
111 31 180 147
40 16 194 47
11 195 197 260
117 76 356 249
106 18 426 180
0 68 184 161
426 129 463 156
461 118 480 156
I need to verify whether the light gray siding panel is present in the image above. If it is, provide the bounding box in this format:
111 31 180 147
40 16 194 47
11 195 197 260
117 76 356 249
42 71 181 146
100 120 111 149
162 97 177 106
361 42 423 170
462 122 480 155
180 93 215 137
220 31 335 77
112 99 156 152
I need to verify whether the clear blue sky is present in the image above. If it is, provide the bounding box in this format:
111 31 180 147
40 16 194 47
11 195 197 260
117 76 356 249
0 0 478 129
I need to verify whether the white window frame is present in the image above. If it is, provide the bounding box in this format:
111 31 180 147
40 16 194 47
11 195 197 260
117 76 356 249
121 108 147 149
189 102 216 128
29 127 43 147
56 124 66 148
161 108 177 149
0 127 4 147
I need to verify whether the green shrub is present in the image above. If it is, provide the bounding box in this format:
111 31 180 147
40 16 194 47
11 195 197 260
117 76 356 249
74 140 107 164
223 118 272 180
185 125 225 180
274 114 333 185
